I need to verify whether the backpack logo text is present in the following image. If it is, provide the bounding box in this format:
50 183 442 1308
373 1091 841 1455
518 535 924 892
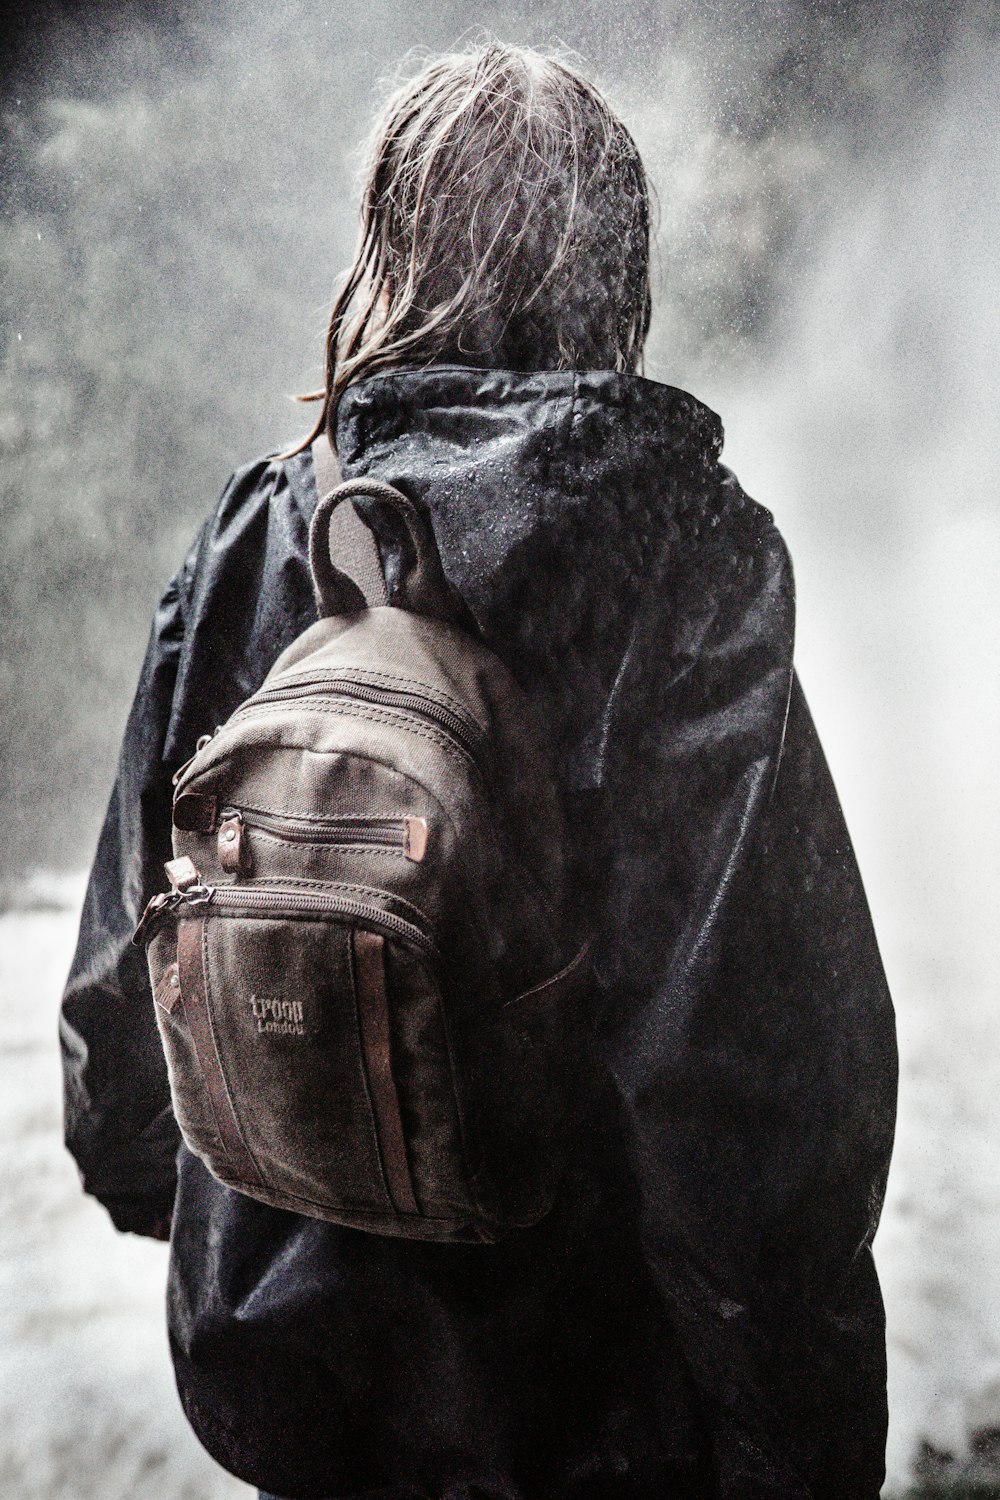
251 995 304 1037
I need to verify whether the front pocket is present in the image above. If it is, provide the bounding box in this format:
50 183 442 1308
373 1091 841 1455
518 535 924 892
189 908 401 1211
199 880 436 953
146 887 478 1226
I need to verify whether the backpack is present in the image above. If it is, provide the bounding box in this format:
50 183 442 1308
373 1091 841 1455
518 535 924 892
133 442 595 1242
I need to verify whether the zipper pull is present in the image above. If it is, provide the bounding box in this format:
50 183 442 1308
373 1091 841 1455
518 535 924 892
131 857 217 947
165 855 201 891
131 890 182 947
165 856 215 905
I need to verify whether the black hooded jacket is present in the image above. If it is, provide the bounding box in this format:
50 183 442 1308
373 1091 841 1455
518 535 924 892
60 368 897 1500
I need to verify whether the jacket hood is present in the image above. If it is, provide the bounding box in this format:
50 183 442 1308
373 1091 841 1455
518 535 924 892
285 367 769 797
330 366 727 626
335 366 726 568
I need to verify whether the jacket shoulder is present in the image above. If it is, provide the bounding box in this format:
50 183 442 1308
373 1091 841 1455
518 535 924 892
662 459 795 655
164 449 317 762
199 450 313 548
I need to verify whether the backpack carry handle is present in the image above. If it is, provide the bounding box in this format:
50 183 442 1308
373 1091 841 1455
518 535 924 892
311 436 389 608
310 479 469 627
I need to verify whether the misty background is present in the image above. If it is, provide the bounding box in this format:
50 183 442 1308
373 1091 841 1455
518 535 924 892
1 1 998 1495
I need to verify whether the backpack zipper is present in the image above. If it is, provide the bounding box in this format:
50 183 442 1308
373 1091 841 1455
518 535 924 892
224 807 428 862
133 879 437 955
220 810 428 858
238 675 485 767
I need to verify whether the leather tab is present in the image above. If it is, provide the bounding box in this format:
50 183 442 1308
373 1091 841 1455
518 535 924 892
165 855 201 892
403 816 428 863
352 929 419 1217
217 814 252 877
153 961 182 1014
173 792 218 833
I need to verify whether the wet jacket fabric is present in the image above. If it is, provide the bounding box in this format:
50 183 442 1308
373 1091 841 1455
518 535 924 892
60 367 897 1500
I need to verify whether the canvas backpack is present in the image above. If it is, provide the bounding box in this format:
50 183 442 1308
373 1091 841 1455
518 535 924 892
133 441 595 1243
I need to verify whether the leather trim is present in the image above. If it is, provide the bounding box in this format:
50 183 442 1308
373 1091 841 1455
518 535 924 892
172 792 218 832
403 815 428 863
165 855 201 892
352 928 419 1217
153 961 182 1014
217 814 252 876
176 918 265 1188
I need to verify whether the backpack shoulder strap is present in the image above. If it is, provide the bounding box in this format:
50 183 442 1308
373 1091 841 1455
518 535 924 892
311 433 388 607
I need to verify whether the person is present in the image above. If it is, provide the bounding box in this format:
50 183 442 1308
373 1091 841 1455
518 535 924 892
60 40 897 1500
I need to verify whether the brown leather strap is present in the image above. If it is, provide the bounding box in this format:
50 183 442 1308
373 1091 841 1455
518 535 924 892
311 434 388 607
352 928 419 1216
177 918 265 1188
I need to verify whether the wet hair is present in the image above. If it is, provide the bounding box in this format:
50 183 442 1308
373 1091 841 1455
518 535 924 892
292 40 652 451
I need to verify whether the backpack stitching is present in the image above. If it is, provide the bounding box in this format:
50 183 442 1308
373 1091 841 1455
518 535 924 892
234 701 475 771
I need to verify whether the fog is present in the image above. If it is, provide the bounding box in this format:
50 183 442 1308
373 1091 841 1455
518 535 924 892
1 1 998 1493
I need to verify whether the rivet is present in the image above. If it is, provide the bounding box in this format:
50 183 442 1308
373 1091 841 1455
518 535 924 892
170 971 180 987
224 827 237 841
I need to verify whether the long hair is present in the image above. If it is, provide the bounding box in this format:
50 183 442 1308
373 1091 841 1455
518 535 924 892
290 41 652 454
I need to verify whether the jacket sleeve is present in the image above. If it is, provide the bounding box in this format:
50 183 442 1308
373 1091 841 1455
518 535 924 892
599 490 897 1498
59 526 204 1236
58 454 309 1237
